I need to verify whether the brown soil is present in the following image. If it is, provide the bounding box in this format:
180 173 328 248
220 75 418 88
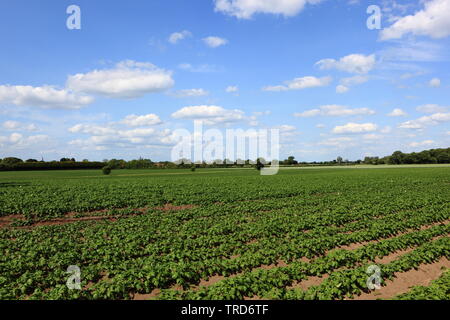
289 274 330 291
0 215 24 228
27 216 119 228
198 275 228 287
132 289 161 300
373 247 416 265
353 257 450 300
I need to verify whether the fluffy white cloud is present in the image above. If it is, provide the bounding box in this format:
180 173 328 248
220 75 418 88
203 36 228 48
171 105 245 125
226 86 239 93
0 133 49 148
399 112 450 129
213 0 323 19
335 75 369 93
68 121 174 150
69 124 116 136
168 30 192 44
409 140 435 147
388 108 407 117
294 105 375 117
429 78 441 87
122 114 162 127
273 124 298 138
2 120 38 131
336 85 349 94
66 60 174 99
380 0 450 40
0 85 93 109
316 54 376 74
332 122 378 134
416 104 448 114
172 88 209 98
263 76 332 91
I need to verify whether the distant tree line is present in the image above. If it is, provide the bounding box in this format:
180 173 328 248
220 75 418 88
0 147 448 171
280 148 450 167
0 157 105 171
361 148 450 165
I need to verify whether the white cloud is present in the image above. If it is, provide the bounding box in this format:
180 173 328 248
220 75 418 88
275 125 298 138
263 76 332 91
336 85 349 94
332 122 378 134
68 122 174 150
178 63 221 73
122 114 162 127
168 30 192 44
429 78 441 87
213 0 323 19
336 75 369 93
380 0 450 40
409 140 435 147
388 108 407 117
316 54 376 74
377 40 445 62
416 104 448 114
294 105 375 117
203 36 228 48
69 124 116 136
171 105 245 125
66 60 174 99
340 75 369 86
172 88 209 98
2 120 38 131
226 86 239 93
399 112 450 129
0 85 93 109
0 133 49 148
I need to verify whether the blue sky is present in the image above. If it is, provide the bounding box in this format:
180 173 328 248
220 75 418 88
1 0 449 162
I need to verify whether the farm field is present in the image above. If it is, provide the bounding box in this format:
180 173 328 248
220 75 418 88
0 166 449 300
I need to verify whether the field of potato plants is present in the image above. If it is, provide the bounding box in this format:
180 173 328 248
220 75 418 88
0 167 449 300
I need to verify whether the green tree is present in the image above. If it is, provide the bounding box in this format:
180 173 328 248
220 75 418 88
1 157 23 166
102 166 112 175
255 158 265 171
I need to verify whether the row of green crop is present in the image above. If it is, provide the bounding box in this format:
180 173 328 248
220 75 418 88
157 227 449 300
1 167 448 218
284 237 449 300
1 199 446 300
0 168 449 299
